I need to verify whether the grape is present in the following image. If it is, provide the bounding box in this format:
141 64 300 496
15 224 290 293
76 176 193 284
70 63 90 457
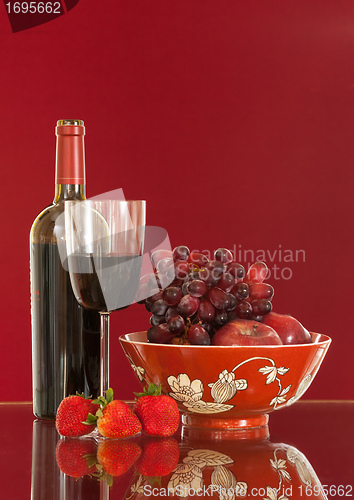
199 267 220 287
251 299 272 315
250 314 263 322
235 300 252 319
217 272 235 292
245 261 268 284
214 248 233 264
231 282 249 300
150 299 169 316
205 260 225 276
188 324 211 345
156 257 174 274
227 262 245 280
177 294 200 317
151 250 173 269
188 269 200 280
167 315 185 334
207 287 230 310
227 310 239 322
249 283 274 300
171 279 184 287
197 299 215 322
173 245 190 261
147 324 175 344
163 286 183 306
144 288 161 311
181 281 190 296
225 293 237 311
213 310 228 327
149 289 164 303
165 306 180 322
188 252 209 267
188 279 207 297
174 261 189 280
201 322 214 334
150 314 167 326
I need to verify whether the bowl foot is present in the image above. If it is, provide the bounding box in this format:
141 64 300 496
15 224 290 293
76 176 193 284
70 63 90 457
181 412 269 431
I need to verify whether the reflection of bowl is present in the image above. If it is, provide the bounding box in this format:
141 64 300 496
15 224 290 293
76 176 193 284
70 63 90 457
124 427 328 500
169 429 328 500
120 332 331 429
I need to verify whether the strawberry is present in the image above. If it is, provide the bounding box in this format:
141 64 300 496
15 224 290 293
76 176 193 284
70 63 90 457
134 384 180 437
56 393 100 437
97 440 142 477
55 438 97 478
87 388 142 438
136 437 179 476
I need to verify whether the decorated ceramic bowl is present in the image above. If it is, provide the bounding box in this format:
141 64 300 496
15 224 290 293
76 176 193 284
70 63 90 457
120 332 331 430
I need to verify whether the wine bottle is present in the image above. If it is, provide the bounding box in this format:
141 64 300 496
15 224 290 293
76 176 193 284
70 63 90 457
30 120 101 419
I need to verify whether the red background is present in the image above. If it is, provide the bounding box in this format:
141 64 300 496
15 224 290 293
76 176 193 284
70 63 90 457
0 1 353 402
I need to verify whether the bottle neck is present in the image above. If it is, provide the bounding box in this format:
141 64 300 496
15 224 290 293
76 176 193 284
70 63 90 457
55 124 86 185
54 184 86 203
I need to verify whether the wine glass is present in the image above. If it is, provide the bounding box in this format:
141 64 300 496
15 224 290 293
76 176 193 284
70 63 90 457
64 199 146 396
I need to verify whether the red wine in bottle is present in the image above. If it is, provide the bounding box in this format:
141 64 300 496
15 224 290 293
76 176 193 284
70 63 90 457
30 120 100 419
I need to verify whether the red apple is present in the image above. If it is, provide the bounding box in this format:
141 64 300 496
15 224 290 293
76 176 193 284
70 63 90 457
262 312 312 345
211 319 282 346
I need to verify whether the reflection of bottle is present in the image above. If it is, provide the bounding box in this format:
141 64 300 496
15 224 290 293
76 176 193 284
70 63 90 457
30 120 100 419
31 419 60 500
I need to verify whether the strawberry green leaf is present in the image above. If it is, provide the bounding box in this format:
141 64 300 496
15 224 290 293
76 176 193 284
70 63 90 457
83 412 98 425
105 474 113 487
93 396 108 408
134 391 146 398
84 454 98 468
146 476 162 486
96 409 104 418
135 383 162 399
147 383 161 396
105 388 114 404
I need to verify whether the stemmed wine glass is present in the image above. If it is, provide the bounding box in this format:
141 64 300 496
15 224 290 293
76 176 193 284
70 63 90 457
64 199 146 396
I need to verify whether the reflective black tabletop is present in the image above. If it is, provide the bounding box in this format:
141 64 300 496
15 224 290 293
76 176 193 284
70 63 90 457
1 401 352 499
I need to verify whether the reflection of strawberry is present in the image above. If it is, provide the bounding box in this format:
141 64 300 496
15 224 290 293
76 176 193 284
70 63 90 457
56 394 99 437
134 384 180 437
136 437 180 477
97 440 142 477
56 438 97 478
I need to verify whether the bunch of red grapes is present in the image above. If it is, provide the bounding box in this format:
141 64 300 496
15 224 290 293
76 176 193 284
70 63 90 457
137 246 274 346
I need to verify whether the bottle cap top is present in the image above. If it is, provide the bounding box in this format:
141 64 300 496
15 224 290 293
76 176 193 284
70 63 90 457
56 119 85 136
57 119 84 126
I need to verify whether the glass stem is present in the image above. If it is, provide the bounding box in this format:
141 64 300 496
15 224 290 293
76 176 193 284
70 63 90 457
100 312 110 396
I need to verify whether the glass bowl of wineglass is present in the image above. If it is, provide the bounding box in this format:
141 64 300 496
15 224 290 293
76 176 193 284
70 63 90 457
63 199 146 396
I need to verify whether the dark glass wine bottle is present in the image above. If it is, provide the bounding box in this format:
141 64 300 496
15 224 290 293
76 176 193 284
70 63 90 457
30 120 100 419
